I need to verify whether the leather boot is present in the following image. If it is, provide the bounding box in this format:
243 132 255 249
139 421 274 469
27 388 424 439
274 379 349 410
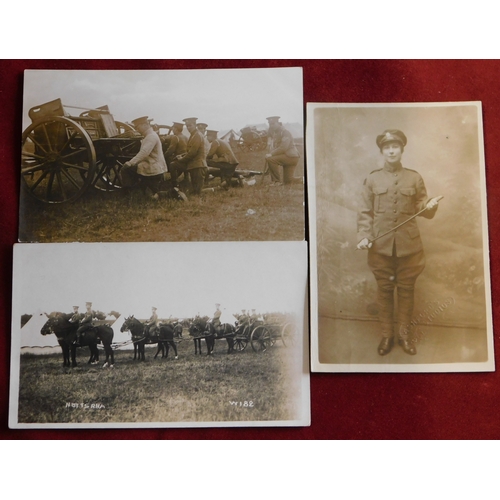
397 288 417 355
377 288 395 356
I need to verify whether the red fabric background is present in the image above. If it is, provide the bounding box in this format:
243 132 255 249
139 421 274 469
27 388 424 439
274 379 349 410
1 59 499 440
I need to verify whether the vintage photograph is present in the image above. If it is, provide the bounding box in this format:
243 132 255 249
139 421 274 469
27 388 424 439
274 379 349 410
9 241 309 428
19 68 304 243
307 102 494 372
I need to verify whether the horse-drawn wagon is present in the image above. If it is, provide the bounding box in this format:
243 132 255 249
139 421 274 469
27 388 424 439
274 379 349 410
21 98 143 204
248 315 297 352
232 315 297 352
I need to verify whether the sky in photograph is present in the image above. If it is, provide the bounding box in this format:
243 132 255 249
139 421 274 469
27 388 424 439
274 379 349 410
13 241 307 322
22 68 303 134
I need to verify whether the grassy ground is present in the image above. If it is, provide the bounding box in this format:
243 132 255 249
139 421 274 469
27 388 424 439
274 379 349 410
15 331 304 425
19 150 305 243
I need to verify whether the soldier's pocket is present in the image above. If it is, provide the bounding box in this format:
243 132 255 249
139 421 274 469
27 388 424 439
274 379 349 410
374 187 388 212
400 188 416 214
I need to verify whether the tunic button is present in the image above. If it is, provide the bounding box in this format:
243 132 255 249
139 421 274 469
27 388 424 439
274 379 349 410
393 209 397 213
394 200 397 204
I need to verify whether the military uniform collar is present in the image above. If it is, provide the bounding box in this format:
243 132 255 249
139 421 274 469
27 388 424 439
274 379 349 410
383 161 403 173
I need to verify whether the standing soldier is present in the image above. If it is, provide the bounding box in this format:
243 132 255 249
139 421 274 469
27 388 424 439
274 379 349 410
357 129 442 356
169 117 208 195
206 130 240 189
122 116 168 199
265 118 301 185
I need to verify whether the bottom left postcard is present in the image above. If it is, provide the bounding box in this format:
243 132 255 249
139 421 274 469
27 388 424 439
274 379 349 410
9 241 310 429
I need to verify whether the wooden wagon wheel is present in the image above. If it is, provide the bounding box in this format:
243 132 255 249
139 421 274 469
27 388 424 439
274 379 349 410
281 322 297 347
234 337 248 351
250 325 272 352
92 157 124 192
21 116 96 203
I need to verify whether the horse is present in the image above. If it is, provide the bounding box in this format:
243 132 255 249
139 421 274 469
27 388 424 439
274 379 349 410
120 316 178 361
156 323 183 358
189 318 235 355
40 313 115 368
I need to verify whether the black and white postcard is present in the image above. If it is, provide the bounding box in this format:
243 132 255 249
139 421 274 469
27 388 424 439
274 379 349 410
9 241 309 428
19 68 304 243
307 102 494 372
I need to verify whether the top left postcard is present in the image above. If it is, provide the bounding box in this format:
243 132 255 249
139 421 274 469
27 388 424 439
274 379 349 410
19 68 305 243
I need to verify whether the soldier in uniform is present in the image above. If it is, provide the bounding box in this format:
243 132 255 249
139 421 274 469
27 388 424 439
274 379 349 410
146 307 159 337
265 118 301 185
169 117 208 195
74 302 95 345
122 116 168 199
164 122 188 168
206 130 240 189
212 303 222 334
357 130 441 356
69 305 80 324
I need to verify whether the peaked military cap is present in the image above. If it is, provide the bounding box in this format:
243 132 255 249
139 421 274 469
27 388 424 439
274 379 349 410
183 117 198 125
86 302 92 307
266 116 281 124
131 116 149 128
172 122 184 129
376 129 407 149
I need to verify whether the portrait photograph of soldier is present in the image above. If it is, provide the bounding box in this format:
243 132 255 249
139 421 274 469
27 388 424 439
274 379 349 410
307 102 494 372
18 68 304 244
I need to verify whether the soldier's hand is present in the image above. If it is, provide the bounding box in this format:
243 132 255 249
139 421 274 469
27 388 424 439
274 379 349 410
123 161 132 168
357 238 372 250
426 195 443 211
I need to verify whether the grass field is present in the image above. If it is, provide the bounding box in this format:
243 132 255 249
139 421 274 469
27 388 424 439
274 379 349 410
15 330 305 426
19 150 305 243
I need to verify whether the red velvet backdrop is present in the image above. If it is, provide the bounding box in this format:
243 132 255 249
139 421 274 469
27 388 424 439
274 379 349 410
1 59 499 440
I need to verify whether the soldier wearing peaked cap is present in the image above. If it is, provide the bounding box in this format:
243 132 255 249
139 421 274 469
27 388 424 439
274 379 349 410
265 118 301 185
122 116 167 199
74 301 96 345
357 129 442 356
169 117 208 195
164 122 188 167
206 130 240 190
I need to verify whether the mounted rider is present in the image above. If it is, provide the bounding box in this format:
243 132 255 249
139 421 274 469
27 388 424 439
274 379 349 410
212 303 222 334
74 302 96 345
145 307 159 337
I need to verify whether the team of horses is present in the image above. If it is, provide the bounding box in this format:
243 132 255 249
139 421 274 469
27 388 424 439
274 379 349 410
40 313 240 368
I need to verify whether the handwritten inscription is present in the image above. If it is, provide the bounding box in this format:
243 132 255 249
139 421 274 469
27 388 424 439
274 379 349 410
65 402 106 410
229 401 254 407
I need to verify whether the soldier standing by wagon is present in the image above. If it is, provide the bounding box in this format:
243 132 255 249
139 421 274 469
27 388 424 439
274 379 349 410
357 129 442 356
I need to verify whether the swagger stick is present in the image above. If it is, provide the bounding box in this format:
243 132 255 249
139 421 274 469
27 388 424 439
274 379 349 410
357 195 443 249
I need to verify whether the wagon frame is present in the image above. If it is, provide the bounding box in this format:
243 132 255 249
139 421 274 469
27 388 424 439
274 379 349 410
21 98 142 204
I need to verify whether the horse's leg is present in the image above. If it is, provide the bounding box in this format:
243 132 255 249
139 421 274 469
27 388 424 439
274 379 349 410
103 342 114 368
141 342 146 361
154 343 161 359
133 343 138 360
170 341 178 359
227 338 235 354
71 344 78 367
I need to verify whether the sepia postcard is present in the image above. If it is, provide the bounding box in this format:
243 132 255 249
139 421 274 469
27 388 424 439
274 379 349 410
19 68 305 243
9 241 309 428
307 102 494 372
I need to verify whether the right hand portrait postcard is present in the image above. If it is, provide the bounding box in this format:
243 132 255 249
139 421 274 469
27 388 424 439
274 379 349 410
307 102 494 372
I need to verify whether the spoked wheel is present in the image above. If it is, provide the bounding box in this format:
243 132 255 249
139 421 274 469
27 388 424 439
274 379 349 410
281 322 297 347
234 337 248 351
92 158 124 191
250 326 272 352
21 117 96 203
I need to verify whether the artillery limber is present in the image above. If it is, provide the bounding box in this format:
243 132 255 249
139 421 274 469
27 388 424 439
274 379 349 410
248 315 297 352
21 98 143 204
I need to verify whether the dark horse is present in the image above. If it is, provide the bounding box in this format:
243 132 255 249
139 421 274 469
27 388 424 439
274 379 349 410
120 316 178 361
41 313 115 368
189 318 235 355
